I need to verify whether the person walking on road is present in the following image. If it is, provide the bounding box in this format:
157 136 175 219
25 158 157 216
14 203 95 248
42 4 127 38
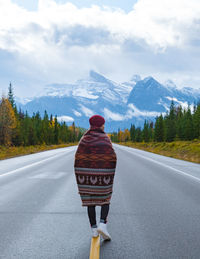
74 115 117 240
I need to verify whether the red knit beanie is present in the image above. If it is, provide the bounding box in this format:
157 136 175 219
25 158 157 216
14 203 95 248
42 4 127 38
89 115 105 127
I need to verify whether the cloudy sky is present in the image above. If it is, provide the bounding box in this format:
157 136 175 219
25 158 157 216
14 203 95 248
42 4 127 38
0 0 200 98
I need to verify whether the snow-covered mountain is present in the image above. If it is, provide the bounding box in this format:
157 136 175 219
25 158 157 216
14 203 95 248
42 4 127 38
38 70 132 104
127 76 199 112
16 71 200 131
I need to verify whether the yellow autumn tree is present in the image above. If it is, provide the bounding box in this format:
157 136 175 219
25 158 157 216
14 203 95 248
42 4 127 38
107 133 112 139
124 129 130 142
0 97 17 146
117 130 123 142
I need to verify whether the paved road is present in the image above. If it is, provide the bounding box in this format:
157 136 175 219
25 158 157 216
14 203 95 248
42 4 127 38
0 144 200 258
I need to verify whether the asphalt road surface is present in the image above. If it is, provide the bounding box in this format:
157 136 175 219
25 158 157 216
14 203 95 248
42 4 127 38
0 144 200 259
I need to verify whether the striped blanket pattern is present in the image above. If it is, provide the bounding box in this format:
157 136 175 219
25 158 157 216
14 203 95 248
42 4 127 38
74 126 117 206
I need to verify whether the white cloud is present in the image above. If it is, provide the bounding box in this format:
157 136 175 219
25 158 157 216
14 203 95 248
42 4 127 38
0 0 200 96
73 110 82 117
57 115 74 122
165 96 194 110
104 108 124 121
73 88 99 99
80 105 94 117
104 105 161 121
128 104 161 117
1 0 199 50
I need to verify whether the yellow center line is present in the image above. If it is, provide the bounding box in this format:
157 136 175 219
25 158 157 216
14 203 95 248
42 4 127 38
89 235 100 259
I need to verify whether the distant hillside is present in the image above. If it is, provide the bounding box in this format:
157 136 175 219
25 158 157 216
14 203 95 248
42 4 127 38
16 71 200 131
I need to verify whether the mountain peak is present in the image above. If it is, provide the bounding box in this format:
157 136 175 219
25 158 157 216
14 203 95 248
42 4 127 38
141 77 164 90
16 72 199 131
164 79 177 89
130 74 141 83
89 70 108 83
143 76 155 83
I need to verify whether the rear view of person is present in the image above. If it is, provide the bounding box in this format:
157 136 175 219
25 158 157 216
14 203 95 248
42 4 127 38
74 115 117 240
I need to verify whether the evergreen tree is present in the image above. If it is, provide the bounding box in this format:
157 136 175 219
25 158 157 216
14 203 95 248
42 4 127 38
28 118 37 145
183 106 193 140
176 106 184 140
193 103 200 139
142 120 150 142
154 115 164 142
42 110 50 144
165 101 176 142
34 111 42 144
8 82 15 108
22 111 30 146
130 124 136 142
54 115 59 144
135 127 142 142
149 121 154 141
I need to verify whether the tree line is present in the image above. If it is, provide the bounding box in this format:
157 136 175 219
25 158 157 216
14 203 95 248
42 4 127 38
0 83 84 146
1 83 199 146
110 101 200 143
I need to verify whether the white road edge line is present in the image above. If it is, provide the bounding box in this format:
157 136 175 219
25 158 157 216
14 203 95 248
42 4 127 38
0 149 75 178
117 145 200 184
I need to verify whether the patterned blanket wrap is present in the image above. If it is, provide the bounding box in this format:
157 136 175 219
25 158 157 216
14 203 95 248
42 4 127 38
74 126 117 206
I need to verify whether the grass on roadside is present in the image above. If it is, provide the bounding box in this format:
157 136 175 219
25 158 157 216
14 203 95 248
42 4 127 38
1 141 200 164
117 140 200 164
0 143 78 160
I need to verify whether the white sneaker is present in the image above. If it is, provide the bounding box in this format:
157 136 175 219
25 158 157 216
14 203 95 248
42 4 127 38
97 222 111 240
91 227 99 238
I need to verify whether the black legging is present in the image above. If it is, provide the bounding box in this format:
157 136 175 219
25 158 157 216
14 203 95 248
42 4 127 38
87 204 109 228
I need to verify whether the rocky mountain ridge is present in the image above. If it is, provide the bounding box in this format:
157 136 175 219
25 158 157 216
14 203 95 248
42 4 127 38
16 71 200 131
